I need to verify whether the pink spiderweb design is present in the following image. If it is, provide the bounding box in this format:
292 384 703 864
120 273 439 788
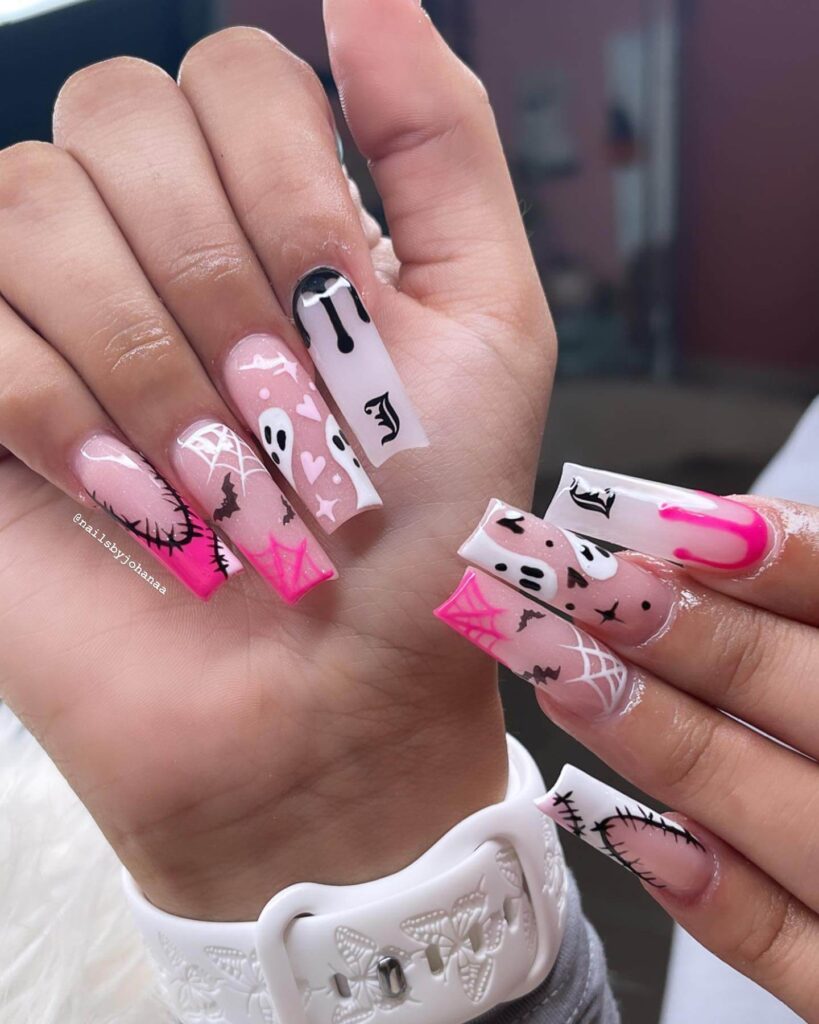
248 533 334 604
434 571 508 653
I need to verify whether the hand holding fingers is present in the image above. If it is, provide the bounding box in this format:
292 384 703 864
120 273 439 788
438 477 819 1018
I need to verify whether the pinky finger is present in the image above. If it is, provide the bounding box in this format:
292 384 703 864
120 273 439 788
539 766 819 1022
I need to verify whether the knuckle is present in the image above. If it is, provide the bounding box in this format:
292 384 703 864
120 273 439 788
161 232 254 293
709 611 768 708
654 709 725 801
733 890 806 980
91 302 181 392
0 141 79 214
181 26 317 89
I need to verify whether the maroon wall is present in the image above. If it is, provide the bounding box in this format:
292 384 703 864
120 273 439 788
678 1 819 370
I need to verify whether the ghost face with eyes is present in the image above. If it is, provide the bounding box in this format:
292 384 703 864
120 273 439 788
258 408 295 488
325 415 382 510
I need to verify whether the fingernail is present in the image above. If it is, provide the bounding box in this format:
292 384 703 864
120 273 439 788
434 568 632 718
536 765 714 897
545 464 772 573
74 434 242 600
172 420 336 604
223 334 381 534
292 268 428 467
459 499 674 645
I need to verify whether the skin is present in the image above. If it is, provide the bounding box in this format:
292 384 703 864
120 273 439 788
0 1 554 920
0 2 817 1018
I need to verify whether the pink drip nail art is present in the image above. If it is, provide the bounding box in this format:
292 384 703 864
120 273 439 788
292 269 428 467
173 420 337 604
434 568 632 718
537 765 714 896
223 334 381 534
459 499 674 645
74 434 242 600
545 464 772 572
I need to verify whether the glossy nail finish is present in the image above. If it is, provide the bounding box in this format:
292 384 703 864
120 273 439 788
434 568 632 718
75 434 242 600
459 499 674 645
293 268 428 467
545 464 772 573
224 334 381 533
173 421 336 604
537 765 713 896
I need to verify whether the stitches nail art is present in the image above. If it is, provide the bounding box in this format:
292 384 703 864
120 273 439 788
537 765 713 895
458 499 673 645
75 435 242 600
434 568 631 718
173 420 336 604
223 334 381 533
293 268 428 467
545 464 771 572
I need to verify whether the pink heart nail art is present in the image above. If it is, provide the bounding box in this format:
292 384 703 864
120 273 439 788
296 394 322 421
301 451 326 484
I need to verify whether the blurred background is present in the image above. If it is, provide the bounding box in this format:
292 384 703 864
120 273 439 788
1 0 818 1020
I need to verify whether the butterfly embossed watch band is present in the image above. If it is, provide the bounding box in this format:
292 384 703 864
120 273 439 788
293 268 428 467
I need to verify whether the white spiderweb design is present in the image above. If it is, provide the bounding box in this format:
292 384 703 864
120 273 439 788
181 423 267 494
560 624 627 714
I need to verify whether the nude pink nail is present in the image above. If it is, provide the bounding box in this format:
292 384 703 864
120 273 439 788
74 434 242 600
223 334 381 533
434 568 632 718
173 420 336 604
545 464 772 573
537 765 714 897
459 499 674 645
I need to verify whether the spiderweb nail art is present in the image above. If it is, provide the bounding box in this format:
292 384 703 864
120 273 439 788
181 423 266 493
435 572 507 653
560 624 627 713
250 534 334 603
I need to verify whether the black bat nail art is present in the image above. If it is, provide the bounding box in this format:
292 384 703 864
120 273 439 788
522 664 561 686
496 513 525 535
363 391 401 445
281 494 295 526
566 567 589 589
517 608 546 632
213 473 240 522
569 477 616 518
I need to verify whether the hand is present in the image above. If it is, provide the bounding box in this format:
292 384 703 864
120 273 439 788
437 477 819 1020
0 0 555 919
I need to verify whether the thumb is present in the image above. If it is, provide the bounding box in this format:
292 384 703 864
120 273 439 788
324 0 544 325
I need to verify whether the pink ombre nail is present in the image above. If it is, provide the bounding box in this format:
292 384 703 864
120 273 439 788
537 765 714 897
74 434 242 600
223 334 381 533
173 420 336 604
434 568 632 718
545 464 772 573
459 499 674 645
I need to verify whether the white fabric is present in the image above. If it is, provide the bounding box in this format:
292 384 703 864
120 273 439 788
661 394 818 1024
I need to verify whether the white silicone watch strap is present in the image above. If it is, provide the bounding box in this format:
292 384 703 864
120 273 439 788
124 736 567 1024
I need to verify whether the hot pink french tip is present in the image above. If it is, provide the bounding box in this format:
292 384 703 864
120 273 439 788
74 434 242 600
434 568 632 719
173 420 337 604
459 498 674 646
537 765 714 897
544 464 772 572
223 333 381 534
